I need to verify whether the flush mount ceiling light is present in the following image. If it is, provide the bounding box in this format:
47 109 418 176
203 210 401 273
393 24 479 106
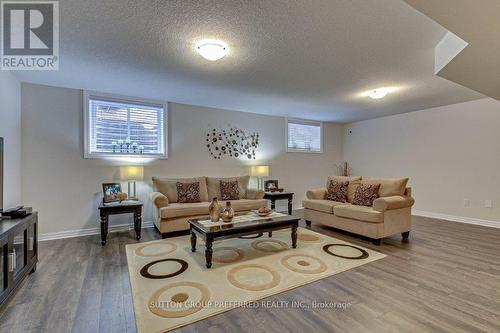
365 87 392 99
194 39 229 61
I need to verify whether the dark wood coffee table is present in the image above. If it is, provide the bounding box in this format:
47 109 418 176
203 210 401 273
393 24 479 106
189 213 300 268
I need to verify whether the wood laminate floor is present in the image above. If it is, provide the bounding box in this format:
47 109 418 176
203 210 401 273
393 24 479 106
1 214 499 333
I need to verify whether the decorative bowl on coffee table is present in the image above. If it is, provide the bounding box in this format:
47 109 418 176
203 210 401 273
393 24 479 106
253 209 273 217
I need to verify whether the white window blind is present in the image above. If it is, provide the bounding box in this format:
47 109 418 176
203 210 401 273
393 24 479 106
85 95 166 158
287 120 322 152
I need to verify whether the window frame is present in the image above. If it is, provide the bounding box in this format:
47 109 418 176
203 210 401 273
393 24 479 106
83 91 168 159
285 118 323 154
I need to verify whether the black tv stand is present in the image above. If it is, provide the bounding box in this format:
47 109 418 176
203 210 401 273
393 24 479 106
0 212 38 312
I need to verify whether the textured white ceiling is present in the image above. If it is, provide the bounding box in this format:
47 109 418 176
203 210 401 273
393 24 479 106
13 0 483 122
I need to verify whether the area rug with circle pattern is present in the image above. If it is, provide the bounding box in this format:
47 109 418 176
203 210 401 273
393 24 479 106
126 227 385 333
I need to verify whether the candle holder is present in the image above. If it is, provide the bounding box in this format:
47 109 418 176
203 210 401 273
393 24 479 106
110 139 144 155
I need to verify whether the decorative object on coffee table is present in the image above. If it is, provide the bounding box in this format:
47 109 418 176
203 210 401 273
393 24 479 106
98 201 143 245
264 191 294 215
208 197 221 222
250 165 269 190
253 207 272 217
120 166 144 200
102 182 122 203
221 201 234 222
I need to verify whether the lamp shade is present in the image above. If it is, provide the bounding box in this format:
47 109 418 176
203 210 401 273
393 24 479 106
120 166 144 181
250 165 269 177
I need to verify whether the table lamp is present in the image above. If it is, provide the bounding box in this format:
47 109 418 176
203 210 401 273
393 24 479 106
250 165 269 190
120 166 144 200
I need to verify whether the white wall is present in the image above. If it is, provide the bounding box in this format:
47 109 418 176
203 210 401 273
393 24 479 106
344 98 500 224
0 71 22 208
21 83 344 236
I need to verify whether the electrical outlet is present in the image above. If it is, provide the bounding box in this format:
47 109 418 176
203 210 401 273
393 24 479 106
463 199 470 207
485 200 493 208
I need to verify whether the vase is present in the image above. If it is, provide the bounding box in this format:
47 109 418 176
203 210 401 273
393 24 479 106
221 201 235 223
209 197 221 222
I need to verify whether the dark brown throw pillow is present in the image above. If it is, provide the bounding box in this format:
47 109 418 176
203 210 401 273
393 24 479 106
220 180 240 200
352 183 380 207
176 182 201 203
326 180 348 202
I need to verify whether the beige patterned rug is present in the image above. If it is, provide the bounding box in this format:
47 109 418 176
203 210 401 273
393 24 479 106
126 227 385 333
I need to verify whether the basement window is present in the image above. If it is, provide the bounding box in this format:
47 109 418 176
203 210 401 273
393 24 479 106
286 119 322 153
84 92 168 159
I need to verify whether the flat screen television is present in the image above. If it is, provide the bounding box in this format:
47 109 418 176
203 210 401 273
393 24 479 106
0 137 3 213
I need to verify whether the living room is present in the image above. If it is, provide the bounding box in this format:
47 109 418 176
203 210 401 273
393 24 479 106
1 1 499 332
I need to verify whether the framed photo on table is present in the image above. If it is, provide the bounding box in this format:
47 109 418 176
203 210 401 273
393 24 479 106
264 180 279 192
102 183 122 203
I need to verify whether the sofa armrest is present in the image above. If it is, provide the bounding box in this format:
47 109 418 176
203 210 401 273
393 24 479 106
373 196 415 212
151 192 169 208
246 188 265 200
306 188 327 200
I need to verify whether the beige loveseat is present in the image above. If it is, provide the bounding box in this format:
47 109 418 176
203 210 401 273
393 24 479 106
151 176 267 237
303 176 414 245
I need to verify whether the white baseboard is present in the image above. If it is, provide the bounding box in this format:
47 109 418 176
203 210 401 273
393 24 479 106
39 209 497 241
39 221 155 242
412 210 500 229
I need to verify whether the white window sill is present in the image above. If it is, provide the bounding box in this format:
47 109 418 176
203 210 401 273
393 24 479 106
286 149 323 154
84 152 168 160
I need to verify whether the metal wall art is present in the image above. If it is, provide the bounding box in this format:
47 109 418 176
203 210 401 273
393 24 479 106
206 127 259 160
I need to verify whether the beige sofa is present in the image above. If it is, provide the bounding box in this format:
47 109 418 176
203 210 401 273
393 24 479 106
151 176 267 237
303 176 415 245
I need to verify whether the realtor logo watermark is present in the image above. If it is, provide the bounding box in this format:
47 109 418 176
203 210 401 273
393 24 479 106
1 1 59 70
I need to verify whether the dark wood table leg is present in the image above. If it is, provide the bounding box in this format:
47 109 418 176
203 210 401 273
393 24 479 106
268 231 272 237
191 231 197 252
291 224 297 248
270 199 276 210
288 197 293 215
134 208 142 240
205 237 213 268
100 212 108 245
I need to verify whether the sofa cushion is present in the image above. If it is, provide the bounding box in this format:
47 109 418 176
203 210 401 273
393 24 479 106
207 176 250 199
160 202 210 219
176 182 201 203
246 188 265 200
153 177 208 203
303 200 348 214
334 204 383 223
220 180 240 200
326 176 361 203
361 177 409 197
229 199 267 212
326 180 348 203
352 183 380 206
